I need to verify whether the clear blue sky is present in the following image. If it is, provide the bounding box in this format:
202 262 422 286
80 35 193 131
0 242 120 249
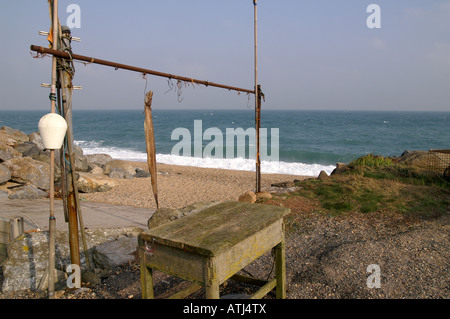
1 0 449 111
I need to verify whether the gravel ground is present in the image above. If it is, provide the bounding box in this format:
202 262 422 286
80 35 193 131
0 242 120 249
282 209 450 299
2 203 447 300
1 164 448 299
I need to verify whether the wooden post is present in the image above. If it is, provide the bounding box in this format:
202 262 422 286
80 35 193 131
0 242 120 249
254 0 261 193
47 0 58 299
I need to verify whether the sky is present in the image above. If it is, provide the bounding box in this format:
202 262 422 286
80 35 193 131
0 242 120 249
0 0 449 111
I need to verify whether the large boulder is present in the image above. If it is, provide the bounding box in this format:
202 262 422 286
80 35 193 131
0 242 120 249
72 145 89 172
0 147 20 163
147 207 179 229
318 170 329 180
85 154 113 169
28 132 45 151
107 168 134 179
76 172 116 193
0 126 29 144
2 157 51 191
2 231 62 292
37 146 86 173
49 146 89 173
26 131 88 172
256 191 272 200
134 168 150 178
0 128 23 162
8 185 48 199
1 227 143 293
92 236 139 269
103 160 149 179
265 181 304 194
331 162 349 175
103 160 137 176
147 201 219 229
15 142 42 158
238 191 257 203
0 164 11 184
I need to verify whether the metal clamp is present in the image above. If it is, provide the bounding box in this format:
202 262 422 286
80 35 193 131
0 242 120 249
144 238 156 256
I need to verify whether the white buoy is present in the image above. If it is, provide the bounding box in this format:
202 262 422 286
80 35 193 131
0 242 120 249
38 113 68 150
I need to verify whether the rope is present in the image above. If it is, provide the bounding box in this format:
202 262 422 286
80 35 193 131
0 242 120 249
18 212 42 231
142 73 148 96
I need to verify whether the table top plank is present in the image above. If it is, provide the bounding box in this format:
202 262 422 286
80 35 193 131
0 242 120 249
141 201 290 257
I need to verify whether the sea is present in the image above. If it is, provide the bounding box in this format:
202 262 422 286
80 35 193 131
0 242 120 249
1 109 449 176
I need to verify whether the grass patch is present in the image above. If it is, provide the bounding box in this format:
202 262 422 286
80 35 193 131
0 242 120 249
401 185 449 219
358 165 449 188
300 176 396 216
349 153 393 168
293 155 449 219
357 191 386 214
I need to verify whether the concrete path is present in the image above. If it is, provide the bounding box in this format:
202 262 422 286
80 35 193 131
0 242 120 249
0 199 154 232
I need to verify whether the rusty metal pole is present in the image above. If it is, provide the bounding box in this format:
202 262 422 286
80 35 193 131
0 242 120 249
254 0 261 193
55 32 80 267
58 26 88 268
30 45 255 95
60 70 81 268
47 0 58 299
56 83 68 223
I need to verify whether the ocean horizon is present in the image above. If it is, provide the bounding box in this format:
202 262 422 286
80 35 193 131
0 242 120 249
1 109 449 176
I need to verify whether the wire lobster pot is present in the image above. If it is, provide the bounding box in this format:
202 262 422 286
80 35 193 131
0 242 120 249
427 149 450 178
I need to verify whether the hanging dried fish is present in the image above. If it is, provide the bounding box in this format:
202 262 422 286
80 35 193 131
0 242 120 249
144 91 159 208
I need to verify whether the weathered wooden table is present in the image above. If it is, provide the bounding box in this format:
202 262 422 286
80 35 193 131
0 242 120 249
138 201 290 299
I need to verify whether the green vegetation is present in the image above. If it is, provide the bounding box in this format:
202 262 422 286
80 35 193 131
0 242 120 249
291 154 449 220
349 153 393 168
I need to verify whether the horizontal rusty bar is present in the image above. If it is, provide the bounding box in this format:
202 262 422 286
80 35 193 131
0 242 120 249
30 45 255 95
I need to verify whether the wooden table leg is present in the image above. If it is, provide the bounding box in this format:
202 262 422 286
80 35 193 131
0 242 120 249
205 259 220 299
139 246 154 299
275 239 286 299
206 280 220 299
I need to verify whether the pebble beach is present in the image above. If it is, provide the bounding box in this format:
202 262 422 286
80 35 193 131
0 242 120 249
80 162 308 209
1 159 449 300
78 161 449 299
